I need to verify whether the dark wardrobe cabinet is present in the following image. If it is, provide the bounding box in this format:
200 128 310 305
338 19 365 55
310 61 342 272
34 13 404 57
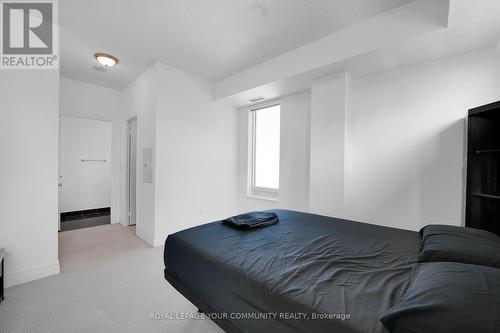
466 101 500 236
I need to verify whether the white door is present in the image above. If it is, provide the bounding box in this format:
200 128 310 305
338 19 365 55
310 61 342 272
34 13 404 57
128 118 137 226
59 116 112 214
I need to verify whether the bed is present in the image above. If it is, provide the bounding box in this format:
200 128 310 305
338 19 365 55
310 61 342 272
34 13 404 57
163 209 420 333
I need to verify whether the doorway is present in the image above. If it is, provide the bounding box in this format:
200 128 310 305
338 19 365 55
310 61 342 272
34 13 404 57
58 116 112 231
127 117 138 226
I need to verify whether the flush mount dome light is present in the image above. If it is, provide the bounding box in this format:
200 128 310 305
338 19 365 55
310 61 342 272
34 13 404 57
94 53 118 67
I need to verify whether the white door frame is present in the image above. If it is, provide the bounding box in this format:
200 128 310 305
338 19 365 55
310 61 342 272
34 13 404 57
127 117 138 226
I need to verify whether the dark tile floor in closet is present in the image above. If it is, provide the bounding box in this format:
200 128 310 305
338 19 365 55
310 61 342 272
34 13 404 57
60 208 111 231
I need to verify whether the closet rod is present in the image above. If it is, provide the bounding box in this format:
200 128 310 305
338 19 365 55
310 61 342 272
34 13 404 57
81 159 107 162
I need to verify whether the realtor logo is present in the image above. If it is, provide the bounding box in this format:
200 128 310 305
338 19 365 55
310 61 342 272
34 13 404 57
1 0 58 69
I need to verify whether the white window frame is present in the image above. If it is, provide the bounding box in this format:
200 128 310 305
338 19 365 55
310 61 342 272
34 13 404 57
248 100 280 201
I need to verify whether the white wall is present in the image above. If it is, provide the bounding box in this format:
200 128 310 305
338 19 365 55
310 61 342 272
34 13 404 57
122 66 157 245
121 62 239 246
154 63 238 246
237 91 311 213
59 78 122 223
309 73 351 217
0 70 60 287
59 116 112 213
350 47 500 231
235 47 500 232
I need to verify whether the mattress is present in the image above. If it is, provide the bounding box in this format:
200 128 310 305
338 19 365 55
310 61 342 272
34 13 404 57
164 209 420 333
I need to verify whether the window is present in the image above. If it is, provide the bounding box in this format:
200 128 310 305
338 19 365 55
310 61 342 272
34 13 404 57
249 103 280 199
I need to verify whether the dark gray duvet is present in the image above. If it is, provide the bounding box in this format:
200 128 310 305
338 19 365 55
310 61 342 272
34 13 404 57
164 209 420 333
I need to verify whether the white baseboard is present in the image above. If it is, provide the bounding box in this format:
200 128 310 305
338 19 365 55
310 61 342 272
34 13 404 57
5 261 60 288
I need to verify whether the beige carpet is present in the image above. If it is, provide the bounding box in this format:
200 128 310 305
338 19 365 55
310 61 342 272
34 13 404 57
0 224 222 333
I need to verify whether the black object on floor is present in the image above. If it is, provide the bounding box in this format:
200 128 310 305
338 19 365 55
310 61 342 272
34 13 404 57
60 208 111 231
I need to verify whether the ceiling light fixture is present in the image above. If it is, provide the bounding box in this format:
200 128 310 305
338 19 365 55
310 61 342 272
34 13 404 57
94 52 118 67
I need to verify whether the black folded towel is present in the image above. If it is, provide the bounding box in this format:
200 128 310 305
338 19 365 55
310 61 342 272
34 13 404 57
223 211 279 230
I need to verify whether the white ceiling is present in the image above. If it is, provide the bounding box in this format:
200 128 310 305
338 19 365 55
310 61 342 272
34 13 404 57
218 0 500 106
60 0 412 90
